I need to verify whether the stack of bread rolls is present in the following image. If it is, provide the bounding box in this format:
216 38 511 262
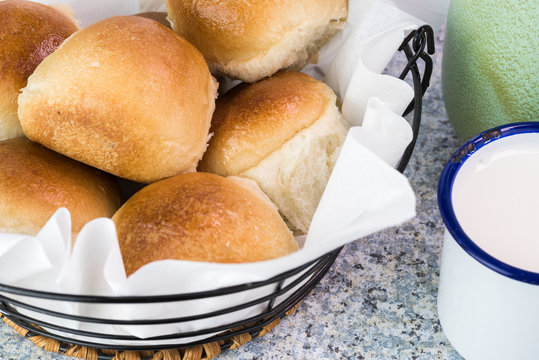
2 0 350 273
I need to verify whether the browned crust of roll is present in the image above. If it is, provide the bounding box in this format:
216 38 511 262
113 172 297 276
199 71 336 175
0 0 78 139
0 137 121 236
166 0 347 81
18 16 217 183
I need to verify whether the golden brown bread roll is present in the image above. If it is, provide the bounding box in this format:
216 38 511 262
165 0 348 82
0 137 121 237
0 0 78 140
18 15 218 183
199 71 349 234
113 172 297 276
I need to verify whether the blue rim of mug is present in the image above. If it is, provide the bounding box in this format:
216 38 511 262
438 121 539 285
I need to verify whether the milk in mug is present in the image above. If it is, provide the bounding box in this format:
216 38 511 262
452 132 539 273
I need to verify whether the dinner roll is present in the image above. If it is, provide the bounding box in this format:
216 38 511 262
0 137 121 237
18 16 218 183
113 172 297 276
0 0 78 140
165 0 348 82
199 71 349 234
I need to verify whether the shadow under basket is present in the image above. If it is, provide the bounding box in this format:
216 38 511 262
0 25 434 360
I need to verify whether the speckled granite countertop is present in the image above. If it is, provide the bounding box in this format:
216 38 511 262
0 27 465 360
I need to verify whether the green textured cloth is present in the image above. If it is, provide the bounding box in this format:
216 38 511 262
442 0 539 140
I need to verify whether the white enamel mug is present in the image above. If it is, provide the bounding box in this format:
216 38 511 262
437 122 539 360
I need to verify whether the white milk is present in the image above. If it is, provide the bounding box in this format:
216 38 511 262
452 133 539 273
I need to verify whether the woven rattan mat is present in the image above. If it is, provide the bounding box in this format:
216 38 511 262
1 302 302 360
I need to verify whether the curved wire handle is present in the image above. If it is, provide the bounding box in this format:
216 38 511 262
396 25 435 173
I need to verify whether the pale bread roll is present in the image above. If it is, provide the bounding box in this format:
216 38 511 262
0 137 121 238
0 0 78 140
113 172 297 276
199 71 349 234
18 16 218 183
165 0 348 82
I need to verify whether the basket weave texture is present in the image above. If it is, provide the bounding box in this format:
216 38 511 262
1 302 302 360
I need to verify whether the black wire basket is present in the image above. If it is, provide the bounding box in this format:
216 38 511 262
0 25 435 360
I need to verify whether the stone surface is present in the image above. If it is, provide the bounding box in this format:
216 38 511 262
0 27 465 360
